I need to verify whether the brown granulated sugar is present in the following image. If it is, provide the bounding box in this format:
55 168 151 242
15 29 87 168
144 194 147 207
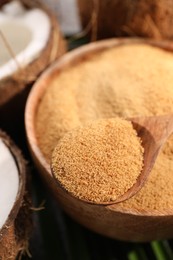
52 118 144 203
36 43 173 211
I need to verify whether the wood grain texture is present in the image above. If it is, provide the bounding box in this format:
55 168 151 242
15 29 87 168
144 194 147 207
25 38 173 242
115 115 173 204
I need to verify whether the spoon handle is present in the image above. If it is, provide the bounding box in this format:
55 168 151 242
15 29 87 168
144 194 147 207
121 115 173 203
131 115 173 147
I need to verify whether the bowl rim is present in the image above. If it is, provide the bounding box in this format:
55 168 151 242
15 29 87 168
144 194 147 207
25 37 173 217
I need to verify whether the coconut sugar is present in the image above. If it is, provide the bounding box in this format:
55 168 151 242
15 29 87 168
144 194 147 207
52 118 144 203
36 43 173 211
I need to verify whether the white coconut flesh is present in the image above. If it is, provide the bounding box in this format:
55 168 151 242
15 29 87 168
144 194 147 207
0 139 19 229
0 0 51 80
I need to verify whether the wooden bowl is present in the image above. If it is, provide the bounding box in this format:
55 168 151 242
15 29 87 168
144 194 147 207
25 38 173 242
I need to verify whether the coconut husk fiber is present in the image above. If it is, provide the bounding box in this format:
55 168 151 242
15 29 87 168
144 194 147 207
0 130 32 260
0 0 66 142
78 0 173 40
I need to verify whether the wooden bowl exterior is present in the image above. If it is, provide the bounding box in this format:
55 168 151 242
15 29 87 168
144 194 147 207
25 38 173 242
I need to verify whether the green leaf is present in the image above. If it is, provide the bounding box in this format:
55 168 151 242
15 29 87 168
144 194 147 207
128 250 140 260
151 241 167 260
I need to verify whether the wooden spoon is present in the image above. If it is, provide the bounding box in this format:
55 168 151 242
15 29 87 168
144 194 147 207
51 115 173 205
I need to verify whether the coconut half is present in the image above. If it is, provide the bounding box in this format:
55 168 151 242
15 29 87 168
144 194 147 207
0 130 31 260
77 0 173 40
0 139 19 229
0 0 51 79
0 0 66 137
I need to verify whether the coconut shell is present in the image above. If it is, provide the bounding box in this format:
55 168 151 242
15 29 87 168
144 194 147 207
0 0 66 141
78 0 173 40
0 130 32 260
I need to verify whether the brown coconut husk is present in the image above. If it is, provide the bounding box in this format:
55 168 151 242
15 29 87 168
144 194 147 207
0 0 66 141
78 0 173 40
0 130 32 260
